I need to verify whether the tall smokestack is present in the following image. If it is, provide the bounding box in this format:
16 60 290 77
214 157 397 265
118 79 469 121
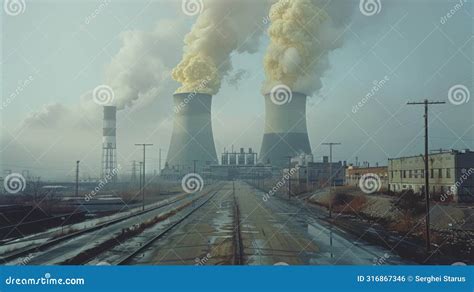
102 106 117 182
259 91 311 168
166 93 218 173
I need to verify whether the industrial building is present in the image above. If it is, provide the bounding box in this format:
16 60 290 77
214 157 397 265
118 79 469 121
259 92 312 168
221 148 257 166
208 148 270 180
388 150 474 202
292 155 345 188
345 166 389 190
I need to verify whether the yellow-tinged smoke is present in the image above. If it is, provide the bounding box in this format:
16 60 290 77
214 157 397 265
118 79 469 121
172 53 220 95
263 0 330 95
173 0 270 95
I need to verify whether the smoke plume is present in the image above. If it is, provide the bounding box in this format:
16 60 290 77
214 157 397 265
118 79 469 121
263 0 343 96
172 0 270 95
105 19 187 110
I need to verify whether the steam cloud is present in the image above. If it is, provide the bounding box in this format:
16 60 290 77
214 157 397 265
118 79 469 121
263 0 345 96
105 19 187 110
172 0 270 95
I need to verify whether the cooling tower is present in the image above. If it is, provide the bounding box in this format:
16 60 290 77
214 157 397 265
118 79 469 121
259 92 311 168
102 106 117 181
166 93 218 173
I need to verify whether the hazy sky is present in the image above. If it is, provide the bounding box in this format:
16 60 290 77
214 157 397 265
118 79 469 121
1 0 473 181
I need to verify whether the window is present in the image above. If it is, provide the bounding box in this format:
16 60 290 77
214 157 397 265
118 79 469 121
446 168 451 178
403 171 407 178
438 169 442 178
430 169 434 178
409 170 412 178
391 171 394 179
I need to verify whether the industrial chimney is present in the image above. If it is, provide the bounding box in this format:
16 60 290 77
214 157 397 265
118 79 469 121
259 91 311 168
102 106 117 182
166 93 218 173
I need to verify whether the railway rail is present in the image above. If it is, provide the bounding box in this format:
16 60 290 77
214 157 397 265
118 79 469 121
0 191 204 264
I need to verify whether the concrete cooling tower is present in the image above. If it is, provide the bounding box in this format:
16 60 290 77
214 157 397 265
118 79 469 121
166 93 218 173
259 91 312 168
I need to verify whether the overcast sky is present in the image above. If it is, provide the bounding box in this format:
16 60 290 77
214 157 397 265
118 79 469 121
1 0 473 181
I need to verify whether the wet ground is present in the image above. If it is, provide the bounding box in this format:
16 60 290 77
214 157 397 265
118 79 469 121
130 181 412 265
2 181 413 265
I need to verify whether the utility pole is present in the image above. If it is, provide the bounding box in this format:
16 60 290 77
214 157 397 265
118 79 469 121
139 161 143 205
407 99 445 253
135 144 153 211
322 143 341 218
285 156 292 199
159 148 163 175
34 176 41 203
131 160 138 184
75 161 80 197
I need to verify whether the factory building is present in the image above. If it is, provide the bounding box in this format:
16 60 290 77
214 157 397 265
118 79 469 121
211 148 270 180
292 156 345 188
345 166 389 190
221 148 257 166
388 150 474 202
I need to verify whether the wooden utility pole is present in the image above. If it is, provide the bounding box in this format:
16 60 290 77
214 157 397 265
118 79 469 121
407 99 445 253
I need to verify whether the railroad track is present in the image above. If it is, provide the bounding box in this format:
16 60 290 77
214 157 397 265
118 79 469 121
0 192 204 264
116 191 219 265
232 192 244 265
